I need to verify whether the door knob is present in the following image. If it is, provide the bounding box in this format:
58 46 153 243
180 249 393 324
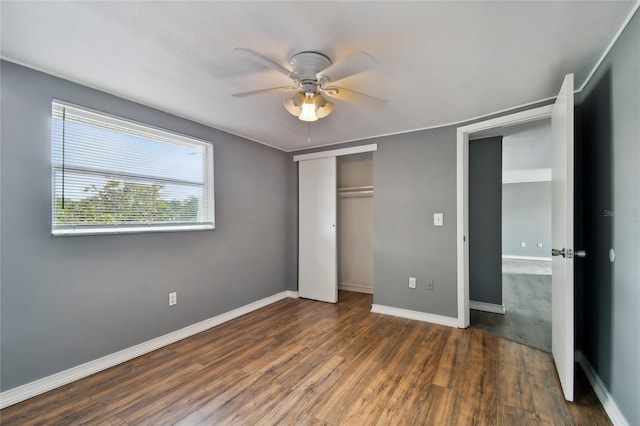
551 248 586 259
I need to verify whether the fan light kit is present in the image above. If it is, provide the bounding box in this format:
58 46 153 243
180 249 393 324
284 92 333 122
233 49 386 122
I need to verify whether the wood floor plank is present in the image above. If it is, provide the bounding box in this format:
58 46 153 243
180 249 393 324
244 355 345 425
432 327 466 388
118 367 250 425
455 330 498 425
1 291 612 425
341 322 437 424
417 384 463 425
497 403 552 426
309 337 394 424
375 325 451 425
104 362 210 423
497 337 536 412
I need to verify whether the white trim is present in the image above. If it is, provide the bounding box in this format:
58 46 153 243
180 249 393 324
293 144 377 162
502 168 551 184
287 97 555 153
576 351 630 426
52 223 215 236
371 304 460 328
286 290 300 298
0 291 293 409
502 255 552 262
339 283 374 294
469 301 505 314
457 105 553 136
456 105 553 328
577 1 640 94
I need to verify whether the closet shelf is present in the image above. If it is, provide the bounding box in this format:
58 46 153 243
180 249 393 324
337 186 373 197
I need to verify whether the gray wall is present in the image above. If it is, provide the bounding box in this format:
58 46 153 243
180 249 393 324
372 128 458 317
502 182 551 258
289 130 459 317
469 137 502 305
288 99 551 317
0 61 289 391
575 10 639 425
501 120 552 171
286 158 299 292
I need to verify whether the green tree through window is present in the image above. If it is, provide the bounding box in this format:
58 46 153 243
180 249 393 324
55 180 199 225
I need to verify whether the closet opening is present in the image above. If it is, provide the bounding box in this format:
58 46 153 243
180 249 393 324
337 152 374 300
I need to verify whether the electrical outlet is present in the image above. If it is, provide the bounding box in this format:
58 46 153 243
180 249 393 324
537 242 543 248
169 292 177 306
521 242 526 248
409 277 416 289
426 280 434 291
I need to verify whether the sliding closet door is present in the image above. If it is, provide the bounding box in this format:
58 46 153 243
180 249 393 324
298 157 337 303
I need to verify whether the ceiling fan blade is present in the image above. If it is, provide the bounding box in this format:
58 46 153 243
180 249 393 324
232 86 299 97
316 52 376 84
235 48 294 78
322 86 387 109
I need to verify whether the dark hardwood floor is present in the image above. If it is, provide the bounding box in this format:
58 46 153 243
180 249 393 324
1 291 609 425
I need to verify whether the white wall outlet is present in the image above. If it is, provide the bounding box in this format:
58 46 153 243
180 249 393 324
169 292 177 306
537 242 543 248
409 277 416 289
433 213 444 227
426 279 435 291
521 242 526 247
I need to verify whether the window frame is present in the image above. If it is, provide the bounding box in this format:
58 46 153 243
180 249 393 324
51 100 215 236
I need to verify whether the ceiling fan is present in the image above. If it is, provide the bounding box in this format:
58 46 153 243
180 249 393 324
233 48 386 122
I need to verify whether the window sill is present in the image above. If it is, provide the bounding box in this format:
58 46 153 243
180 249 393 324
52 223 215 237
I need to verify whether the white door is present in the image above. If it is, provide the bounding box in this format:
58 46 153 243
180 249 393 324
551 74 575 402
298 157 337 303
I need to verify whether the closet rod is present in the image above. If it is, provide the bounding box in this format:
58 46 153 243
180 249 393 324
337 185 373 192
338 190 373 197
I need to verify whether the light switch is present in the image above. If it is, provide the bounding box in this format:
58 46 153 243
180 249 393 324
434 213 443 227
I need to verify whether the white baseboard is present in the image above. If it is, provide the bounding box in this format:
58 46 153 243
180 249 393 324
371 304 459 328
502 255 552 261
0 290 294 409
339 283 373 294
575 351 630 426
286 290 299 298
470 300 505 314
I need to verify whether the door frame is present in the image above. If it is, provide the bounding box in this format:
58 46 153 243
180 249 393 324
456 105 553 328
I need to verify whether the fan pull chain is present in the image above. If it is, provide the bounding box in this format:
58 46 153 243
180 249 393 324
308 122 311 144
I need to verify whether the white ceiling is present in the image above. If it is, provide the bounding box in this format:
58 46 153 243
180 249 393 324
1 1 635 152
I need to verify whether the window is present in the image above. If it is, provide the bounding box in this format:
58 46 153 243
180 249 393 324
51 101 214 236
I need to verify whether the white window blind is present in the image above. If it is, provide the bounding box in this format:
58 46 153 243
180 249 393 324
51 101 214 236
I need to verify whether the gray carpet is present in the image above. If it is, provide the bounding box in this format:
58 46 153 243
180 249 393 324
470 260 551 352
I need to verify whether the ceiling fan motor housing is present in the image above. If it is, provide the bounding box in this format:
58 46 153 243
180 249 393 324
290 51 332 90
